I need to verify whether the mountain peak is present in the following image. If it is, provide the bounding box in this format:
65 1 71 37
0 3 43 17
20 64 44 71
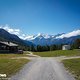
37 33 42 36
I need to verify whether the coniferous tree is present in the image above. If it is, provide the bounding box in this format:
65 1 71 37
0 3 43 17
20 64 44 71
74 39 80 49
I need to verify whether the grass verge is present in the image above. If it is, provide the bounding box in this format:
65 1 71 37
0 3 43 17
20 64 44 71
33 49 80 57
62 58 80 80
0 53 30 79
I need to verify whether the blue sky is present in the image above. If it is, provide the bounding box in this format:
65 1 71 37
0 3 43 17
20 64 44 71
0 0 80 35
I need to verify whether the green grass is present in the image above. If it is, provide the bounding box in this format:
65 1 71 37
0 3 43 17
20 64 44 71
0 53 30 79
62 58 80 80
33 49 80 57
0 51 30 59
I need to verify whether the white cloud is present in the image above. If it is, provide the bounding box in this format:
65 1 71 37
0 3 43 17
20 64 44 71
19 34 27 40
0 24 20 35
25 35 35 40
56 29 80 39
0 24 26 40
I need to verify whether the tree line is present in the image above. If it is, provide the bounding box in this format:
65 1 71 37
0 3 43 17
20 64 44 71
25 39 80 52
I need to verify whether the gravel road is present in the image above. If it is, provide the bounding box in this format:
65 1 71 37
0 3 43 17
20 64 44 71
11 57 75 80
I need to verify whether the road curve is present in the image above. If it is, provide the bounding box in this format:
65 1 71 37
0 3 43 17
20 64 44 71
11 58 75 80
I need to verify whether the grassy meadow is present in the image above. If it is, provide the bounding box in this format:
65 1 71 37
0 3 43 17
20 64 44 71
62 58 80 80
0 53 30 78
33 49 80 57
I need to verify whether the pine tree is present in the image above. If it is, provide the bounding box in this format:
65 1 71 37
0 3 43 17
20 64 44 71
74 39 80 49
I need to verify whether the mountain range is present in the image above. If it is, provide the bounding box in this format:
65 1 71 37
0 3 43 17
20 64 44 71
0 29 33 48
25 30 80 45
0 28 80 46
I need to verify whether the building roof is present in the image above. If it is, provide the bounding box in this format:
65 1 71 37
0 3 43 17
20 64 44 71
0 41 18 46
63 45 70 47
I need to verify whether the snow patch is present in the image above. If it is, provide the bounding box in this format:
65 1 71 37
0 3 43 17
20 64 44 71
56 29 80 39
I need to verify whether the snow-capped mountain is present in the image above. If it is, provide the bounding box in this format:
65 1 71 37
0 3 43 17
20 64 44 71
25 30 80 45
25 33 53 40
1 25 80 46
25 33 64 40
0 29 33 46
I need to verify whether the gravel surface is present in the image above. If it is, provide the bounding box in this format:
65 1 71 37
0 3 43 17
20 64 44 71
11 57 75 80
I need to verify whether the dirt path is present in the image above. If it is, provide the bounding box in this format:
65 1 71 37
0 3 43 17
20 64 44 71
26 51 40 57
10 51 80 80
53 56 80 62
11 57 75 80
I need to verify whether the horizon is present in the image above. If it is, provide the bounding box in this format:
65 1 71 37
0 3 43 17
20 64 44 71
0 25 80 40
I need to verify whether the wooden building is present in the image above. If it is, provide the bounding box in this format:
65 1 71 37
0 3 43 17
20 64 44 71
0 41 18 53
